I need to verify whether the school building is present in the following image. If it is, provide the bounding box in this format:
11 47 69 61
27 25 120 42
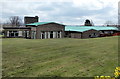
3 16 120 39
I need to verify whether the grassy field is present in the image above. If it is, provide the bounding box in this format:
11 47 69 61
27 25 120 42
2 36 118 77
0 35 3 37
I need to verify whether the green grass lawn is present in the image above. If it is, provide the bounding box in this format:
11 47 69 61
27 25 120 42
0 35 3 37
2 36 118 77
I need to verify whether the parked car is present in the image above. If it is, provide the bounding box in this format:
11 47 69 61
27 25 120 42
112 32 120 36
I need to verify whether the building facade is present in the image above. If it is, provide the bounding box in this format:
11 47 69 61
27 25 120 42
3 27 31 38
65 25 119 39
65 26 100 39
3 22 65 39
26 22 65 39
24 16 39 24
2 16 120 39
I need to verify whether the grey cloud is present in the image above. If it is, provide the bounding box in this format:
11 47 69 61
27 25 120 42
34 2 113 19
1 1 117 25
35 2 114 25
50 3 112 17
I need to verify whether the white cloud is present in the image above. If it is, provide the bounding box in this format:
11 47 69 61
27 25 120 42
73 0 104 10
0 0 119 25
1 0 72 2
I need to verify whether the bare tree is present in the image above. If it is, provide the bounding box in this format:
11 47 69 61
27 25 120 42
3 16 22 27
8 16 22 27
104 21 115 26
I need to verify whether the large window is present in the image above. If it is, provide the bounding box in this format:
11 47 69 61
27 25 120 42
99 31 103 34
31 31 36 39
40 31 62 39
58 31 61 38
50 31 53 38
41 31 45 39
111 31 113 34
104 31 109 34
89 35 91 38
18 31 22 36
9 31 18 37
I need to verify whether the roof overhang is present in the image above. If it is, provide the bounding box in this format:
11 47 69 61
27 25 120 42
3 27 31 29
26 22 65 26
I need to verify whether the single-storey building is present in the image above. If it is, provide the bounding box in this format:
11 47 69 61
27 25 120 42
2 16 120 39
65 25 119 39
3 24 119 39
3 27 31 38
3 22 65 39
65 26 100 39
26 22 65 39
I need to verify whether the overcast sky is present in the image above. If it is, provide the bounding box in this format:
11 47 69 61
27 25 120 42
0 0 119 25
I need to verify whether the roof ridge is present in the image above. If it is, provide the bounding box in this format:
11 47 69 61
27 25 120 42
25 22 64 26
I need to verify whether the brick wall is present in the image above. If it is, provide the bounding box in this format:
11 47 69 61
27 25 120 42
27 23 65 39
24 16 39 24
71 33 82 38
82 30 100 39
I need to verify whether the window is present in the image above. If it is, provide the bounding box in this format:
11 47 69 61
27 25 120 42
27 31 29 37
19 31 22 36
9 31 18 37
24 31 27 38
89 35 91 38
48 32 50 38
31 31 36 39
58 31 60 38
91 34 94 38
41 31 45 39
93 33 96 37
111 31 113 34
15 32 18 36
104 31 108 34
50 31 53 38
99 31 103 34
